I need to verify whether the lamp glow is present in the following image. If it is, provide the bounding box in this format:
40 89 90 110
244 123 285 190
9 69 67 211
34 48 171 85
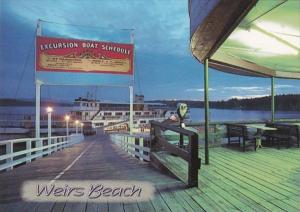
65 115 70 121
46 107 53 113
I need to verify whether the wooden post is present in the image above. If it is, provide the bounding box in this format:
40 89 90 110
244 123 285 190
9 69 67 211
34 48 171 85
6 142 13 171
26 140 31 164
139 137 144 161
188 133 199 187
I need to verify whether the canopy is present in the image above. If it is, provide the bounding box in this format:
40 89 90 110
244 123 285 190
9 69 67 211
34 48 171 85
189 0 300 79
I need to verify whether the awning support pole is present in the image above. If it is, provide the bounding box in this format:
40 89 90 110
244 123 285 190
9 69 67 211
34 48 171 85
271 77 275 122
204 58 209 165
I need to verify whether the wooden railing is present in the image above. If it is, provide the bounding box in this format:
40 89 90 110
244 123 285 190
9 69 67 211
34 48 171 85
150 121 200 187
110 134 150 161
0 134 84 171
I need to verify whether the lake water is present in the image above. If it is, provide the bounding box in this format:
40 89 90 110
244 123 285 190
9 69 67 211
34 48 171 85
189 108 300 122
0 106 299 122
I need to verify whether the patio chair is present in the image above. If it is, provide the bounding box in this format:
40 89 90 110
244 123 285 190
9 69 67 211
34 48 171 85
226 124 256 152
264 123 298 149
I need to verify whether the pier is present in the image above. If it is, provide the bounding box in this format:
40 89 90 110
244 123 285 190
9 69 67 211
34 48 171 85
0 132 299 211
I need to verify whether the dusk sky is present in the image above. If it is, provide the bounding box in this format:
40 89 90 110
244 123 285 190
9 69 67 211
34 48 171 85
1 0 299 102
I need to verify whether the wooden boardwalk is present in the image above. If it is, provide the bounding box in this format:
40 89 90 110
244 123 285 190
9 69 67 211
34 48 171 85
0 133 300 212
155 147 300 212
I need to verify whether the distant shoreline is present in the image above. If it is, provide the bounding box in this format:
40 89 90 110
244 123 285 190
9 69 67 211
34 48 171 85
1 94 299 111
0 99 72 107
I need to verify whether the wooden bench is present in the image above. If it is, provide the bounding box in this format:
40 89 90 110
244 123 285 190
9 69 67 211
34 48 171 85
226 124 256 152
264 123 298 149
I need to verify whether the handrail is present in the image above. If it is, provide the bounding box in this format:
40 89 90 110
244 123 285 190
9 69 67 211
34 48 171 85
150 121 196 136
0 134 84 171
150 120 200 187
110 134 150 161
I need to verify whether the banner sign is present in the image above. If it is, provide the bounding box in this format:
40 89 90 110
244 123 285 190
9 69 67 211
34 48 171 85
36 36 134 75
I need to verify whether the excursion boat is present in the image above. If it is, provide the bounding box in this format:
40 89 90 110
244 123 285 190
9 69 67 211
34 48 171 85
70 95 187 132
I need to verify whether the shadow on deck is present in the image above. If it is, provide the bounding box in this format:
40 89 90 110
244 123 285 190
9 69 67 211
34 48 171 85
0 133 299 212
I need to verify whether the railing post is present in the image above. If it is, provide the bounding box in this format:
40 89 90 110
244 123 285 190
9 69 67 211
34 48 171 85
54 138 58 152
26 140 31 164
188 133 199 187
6 142 13 171
124 136 127 152
48 137 51 155
139 137 144 161
36 138 43 158
135 137 139 159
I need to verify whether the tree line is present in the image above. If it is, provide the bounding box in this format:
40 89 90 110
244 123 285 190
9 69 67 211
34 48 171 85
147 94 300 111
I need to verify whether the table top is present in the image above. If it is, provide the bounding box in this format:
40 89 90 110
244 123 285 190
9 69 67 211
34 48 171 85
245 124 277 131
288 123 300 126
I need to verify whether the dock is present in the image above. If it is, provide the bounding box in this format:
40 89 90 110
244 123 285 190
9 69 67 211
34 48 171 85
0 133 299 212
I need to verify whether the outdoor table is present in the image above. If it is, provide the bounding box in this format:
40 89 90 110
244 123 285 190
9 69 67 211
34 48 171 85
244 124 277 149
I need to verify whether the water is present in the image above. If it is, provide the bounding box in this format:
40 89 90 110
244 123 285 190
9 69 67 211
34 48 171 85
0 106 299 122
189 108 300 122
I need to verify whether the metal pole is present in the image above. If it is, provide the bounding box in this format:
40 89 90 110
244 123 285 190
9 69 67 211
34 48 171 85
130 31 134 136
48 112 51 140
271 77 275 122
47 110 52 154
129 85 134 135
76 123 78 134
204 58 209 165
35 80 41 139
179 119 183 148
66 120 69 137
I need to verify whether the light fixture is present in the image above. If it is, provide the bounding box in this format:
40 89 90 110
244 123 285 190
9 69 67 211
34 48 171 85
65 115 70 121
46 107 53 113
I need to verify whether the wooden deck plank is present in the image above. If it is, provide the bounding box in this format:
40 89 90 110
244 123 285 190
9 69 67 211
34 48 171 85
206 149 300 196
108 203 124 212
172 188 205 212
123 202 140 212
149 192 171 212
212 149 300 194
162 155 241 211
0 201 39 212
51 202 66 212
199 148 300 211
137 201 155 212
63 202 86 212
96 202 109 212
36 202 55 212
157 188 187 212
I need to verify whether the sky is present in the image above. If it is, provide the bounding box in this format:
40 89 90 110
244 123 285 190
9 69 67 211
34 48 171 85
0 0 299 102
